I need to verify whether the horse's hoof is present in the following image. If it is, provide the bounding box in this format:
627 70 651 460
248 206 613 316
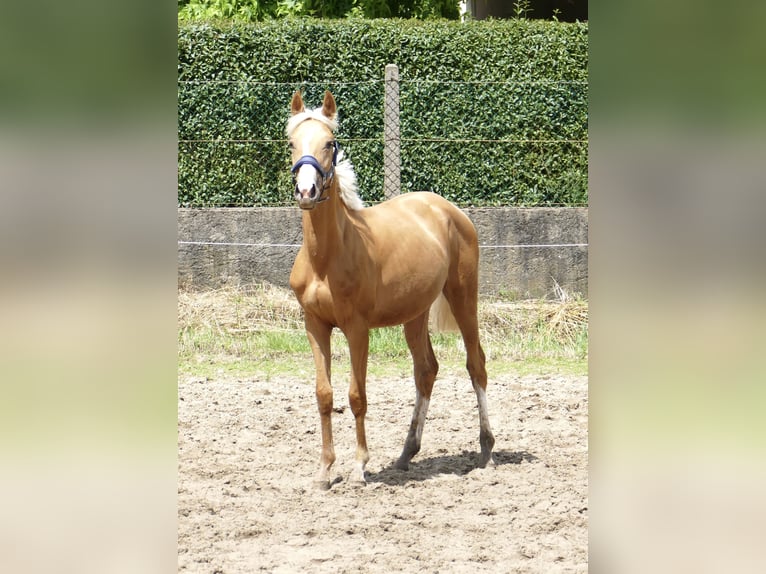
394 459 409 471
313 479 332 491
477 453 496 469
349 471 367 486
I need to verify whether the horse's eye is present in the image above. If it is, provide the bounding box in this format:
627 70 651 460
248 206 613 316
325 141 335 150
288 141 295 149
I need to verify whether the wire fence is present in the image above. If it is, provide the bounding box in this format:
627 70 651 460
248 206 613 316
178 68 588 208
178 240 589 249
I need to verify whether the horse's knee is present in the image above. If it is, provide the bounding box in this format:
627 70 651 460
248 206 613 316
348 389 367 417
316 385 333 415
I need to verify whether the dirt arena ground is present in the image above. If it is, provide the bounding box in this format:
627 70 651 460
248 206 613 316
178 371 587 573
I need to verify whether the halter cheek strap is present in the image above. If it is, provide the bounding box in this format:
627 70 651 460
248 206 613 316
290 141 339 202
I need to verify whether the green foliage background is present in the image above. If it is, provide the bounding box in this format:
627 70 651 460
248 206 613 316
177 0 461 21
178 18 588 207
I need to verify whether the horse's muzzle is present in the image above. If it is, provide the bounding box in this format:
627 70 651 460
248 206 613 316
298 198 317 210
295 182 320 209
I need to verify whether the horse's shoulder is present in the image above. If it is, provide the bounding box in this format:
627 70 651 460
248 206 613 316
289 250 312 289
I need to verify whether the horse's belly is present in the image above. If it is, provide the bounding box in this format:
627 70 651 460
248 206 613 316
369 278 443 327
363 243 448 326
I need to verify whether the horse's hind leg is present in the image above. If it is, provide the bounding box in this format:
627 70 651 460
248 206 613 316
396 311 438 470
444 287 495 467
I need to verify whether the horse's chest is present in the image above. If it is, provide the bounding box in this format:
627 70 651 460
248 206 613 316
290 255 367 326
295 278 337 323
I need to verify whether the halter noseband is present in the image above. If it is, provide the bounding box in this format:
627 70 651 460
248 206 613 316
290 141 339 203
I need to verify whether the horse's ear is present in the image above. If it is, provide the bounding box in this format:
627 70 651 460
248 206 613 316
321 90 337 121
291 91 305 116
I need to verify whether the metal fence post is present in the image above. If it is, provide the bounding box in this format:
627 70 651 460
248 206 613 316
383 63 401 199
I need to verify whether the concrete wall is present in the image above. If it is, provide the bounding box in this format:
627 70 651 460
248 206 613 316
178 207 588 299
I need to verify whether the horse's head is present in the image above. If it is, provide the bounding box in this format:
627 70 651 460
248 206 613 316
287 91 339 210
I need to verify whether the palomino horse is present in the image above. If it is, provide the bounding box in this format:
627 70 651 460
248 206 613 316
287 90 495 489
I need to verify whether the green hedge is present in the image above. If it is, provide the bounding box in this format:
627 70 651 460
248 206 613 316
178 18 588 206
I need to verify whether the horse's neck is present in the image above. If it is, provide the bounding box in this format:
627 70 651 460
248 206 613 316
301 185 349 268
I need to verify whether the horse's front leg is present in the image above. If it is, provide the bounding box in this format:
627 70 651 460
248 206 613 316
344 322 370 485
304 313 335 490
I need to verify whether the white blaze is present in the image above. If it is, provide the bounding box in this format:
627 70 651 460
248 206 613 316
295 135 321 193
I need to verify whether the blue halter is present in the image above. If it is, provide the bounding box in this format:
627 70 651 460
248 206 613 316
290 141 339 202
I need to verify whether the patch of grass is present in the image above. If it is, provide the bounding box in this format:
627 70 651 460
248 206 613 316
178 284 588 379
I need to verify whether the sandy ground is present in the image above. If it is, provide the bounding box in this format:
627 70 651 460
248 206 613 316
178 371 588 573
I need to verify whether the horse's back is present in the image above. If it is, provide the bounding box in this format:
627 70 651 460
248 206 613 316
365 191 475 234
364 192 478 254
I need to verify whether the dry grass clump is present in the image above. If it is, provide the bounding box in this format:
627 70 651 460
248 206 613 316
543 299 588 345
178 283 303 334
478 297 588 351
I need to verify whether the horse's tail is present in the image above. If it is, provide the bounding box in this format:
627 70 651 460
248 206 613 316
430 293 459 333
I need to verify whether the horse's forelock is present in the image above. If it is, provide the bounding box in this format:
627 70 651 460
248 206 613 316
286 106 338 137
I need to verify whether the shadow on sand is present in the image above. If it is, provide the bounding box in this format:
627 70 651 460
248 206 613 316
366 449 538 486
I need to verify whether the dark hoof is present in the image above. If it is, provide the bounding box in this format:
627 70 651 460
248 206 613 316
478 454 496 469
